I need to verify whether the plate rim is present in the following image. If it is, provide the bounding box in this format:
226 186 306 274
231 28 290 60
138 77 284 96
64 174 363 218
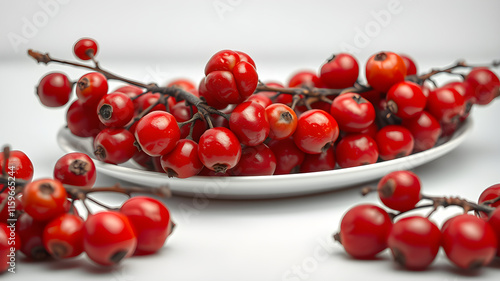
56 119 472 199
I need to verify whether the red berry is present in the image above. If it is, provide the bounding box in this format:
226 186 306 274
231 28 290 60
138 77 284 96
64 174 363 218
288 70 322 88
0 150 34 187
83 211 137 266
267 138 305 175
160 139 203 178
73 38 98 60
36 72 73 107
402 111 442 152
75 72 108 107
66 100 105 138
22 178 68 222
43 213 84 259
120 196 172 255
465 67 500 105
443 81 476 120
375 125 414 160
133 92 167 114
204 50 258 104
400 54 418 76
134 111 181 157
387 216 441 270
97 92 135 128
170 102 206 142
366 51 407 92
426 87 465 124
53 152 96 189
441 214 497 270
319 53 359 89
337 204 392 259
487 207 500 256
293 109 339 154
198 127 242 173
17 212 50 260
330 93 376 133
266 103 298 140
477 184 500 218
386 81 427 119
231 144 276 176
377 170 421 212
335 134 378 168
229 101 270 146
245 94 272 109
299 146 336 173
114 84 143 99
94 128 137 164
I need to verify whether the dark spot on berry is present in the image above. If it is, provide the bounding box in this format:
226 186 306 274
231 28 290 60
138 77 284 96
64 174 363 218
69 159 90 176
374 52 388 61
110 250 128 264
98 104 113 120
39 183 55 195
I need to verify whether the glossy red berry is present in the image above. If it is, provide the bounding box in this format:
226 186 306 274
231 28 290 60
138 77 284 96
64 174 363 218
94 128 137 164
114 84 143 99
0 149 34 187
319 53 359 89
441 214 497 270
400 54 418 76
288 70 322 88
330 93 376 133
83 211 137 266
377 170 421 212
160 139 203 178
42 213 84 259
36 72 73 107
133 92 167 114
375 125 414 160
22 178 68 222
386 81 427 119
53 152 96 189
17 212 50 260
73 38 98 60
170 102 206 142
293 109 339 154
66 100 105 138
477 184 500 218
426 87 465 124
120 196 172 255
443 81 476 120
487 208 500 256
245 93 272 109
465 67 500 105
97 92 135 128
387 216 441 270
204 50 258 104
299 146 336 173
366 51 407 92
402 111 442 152
337 204 393 259
75 72 108 107
198 127 242 173
134 111 181 157
335 134 378 168
265 103 297 140
229 101 270 146
231 144 277 176
267 138 305 175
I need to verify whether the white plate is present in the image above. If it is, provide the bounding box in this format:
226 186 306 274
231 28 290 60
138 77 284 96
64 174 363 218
57 120 472 199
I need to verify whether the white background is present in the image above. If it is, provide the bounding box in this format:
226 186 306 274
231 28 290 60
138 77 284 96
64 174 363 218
1 0 500 280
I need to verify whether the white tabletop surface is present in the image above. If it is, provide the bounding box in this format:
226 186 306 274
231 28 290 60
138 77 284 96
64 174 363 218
1 1 500 280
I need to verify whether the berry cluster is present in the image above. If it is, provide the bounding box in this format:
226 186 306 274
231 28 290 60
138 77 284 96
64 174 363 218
30 39 500 178
335 170 500 271
0 146 173 272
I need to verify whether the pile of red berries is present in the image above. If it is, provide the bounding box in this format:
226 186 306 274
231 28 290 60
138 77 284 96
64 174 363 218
30 38 500 178
0 147 173 273
335 170 500 271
